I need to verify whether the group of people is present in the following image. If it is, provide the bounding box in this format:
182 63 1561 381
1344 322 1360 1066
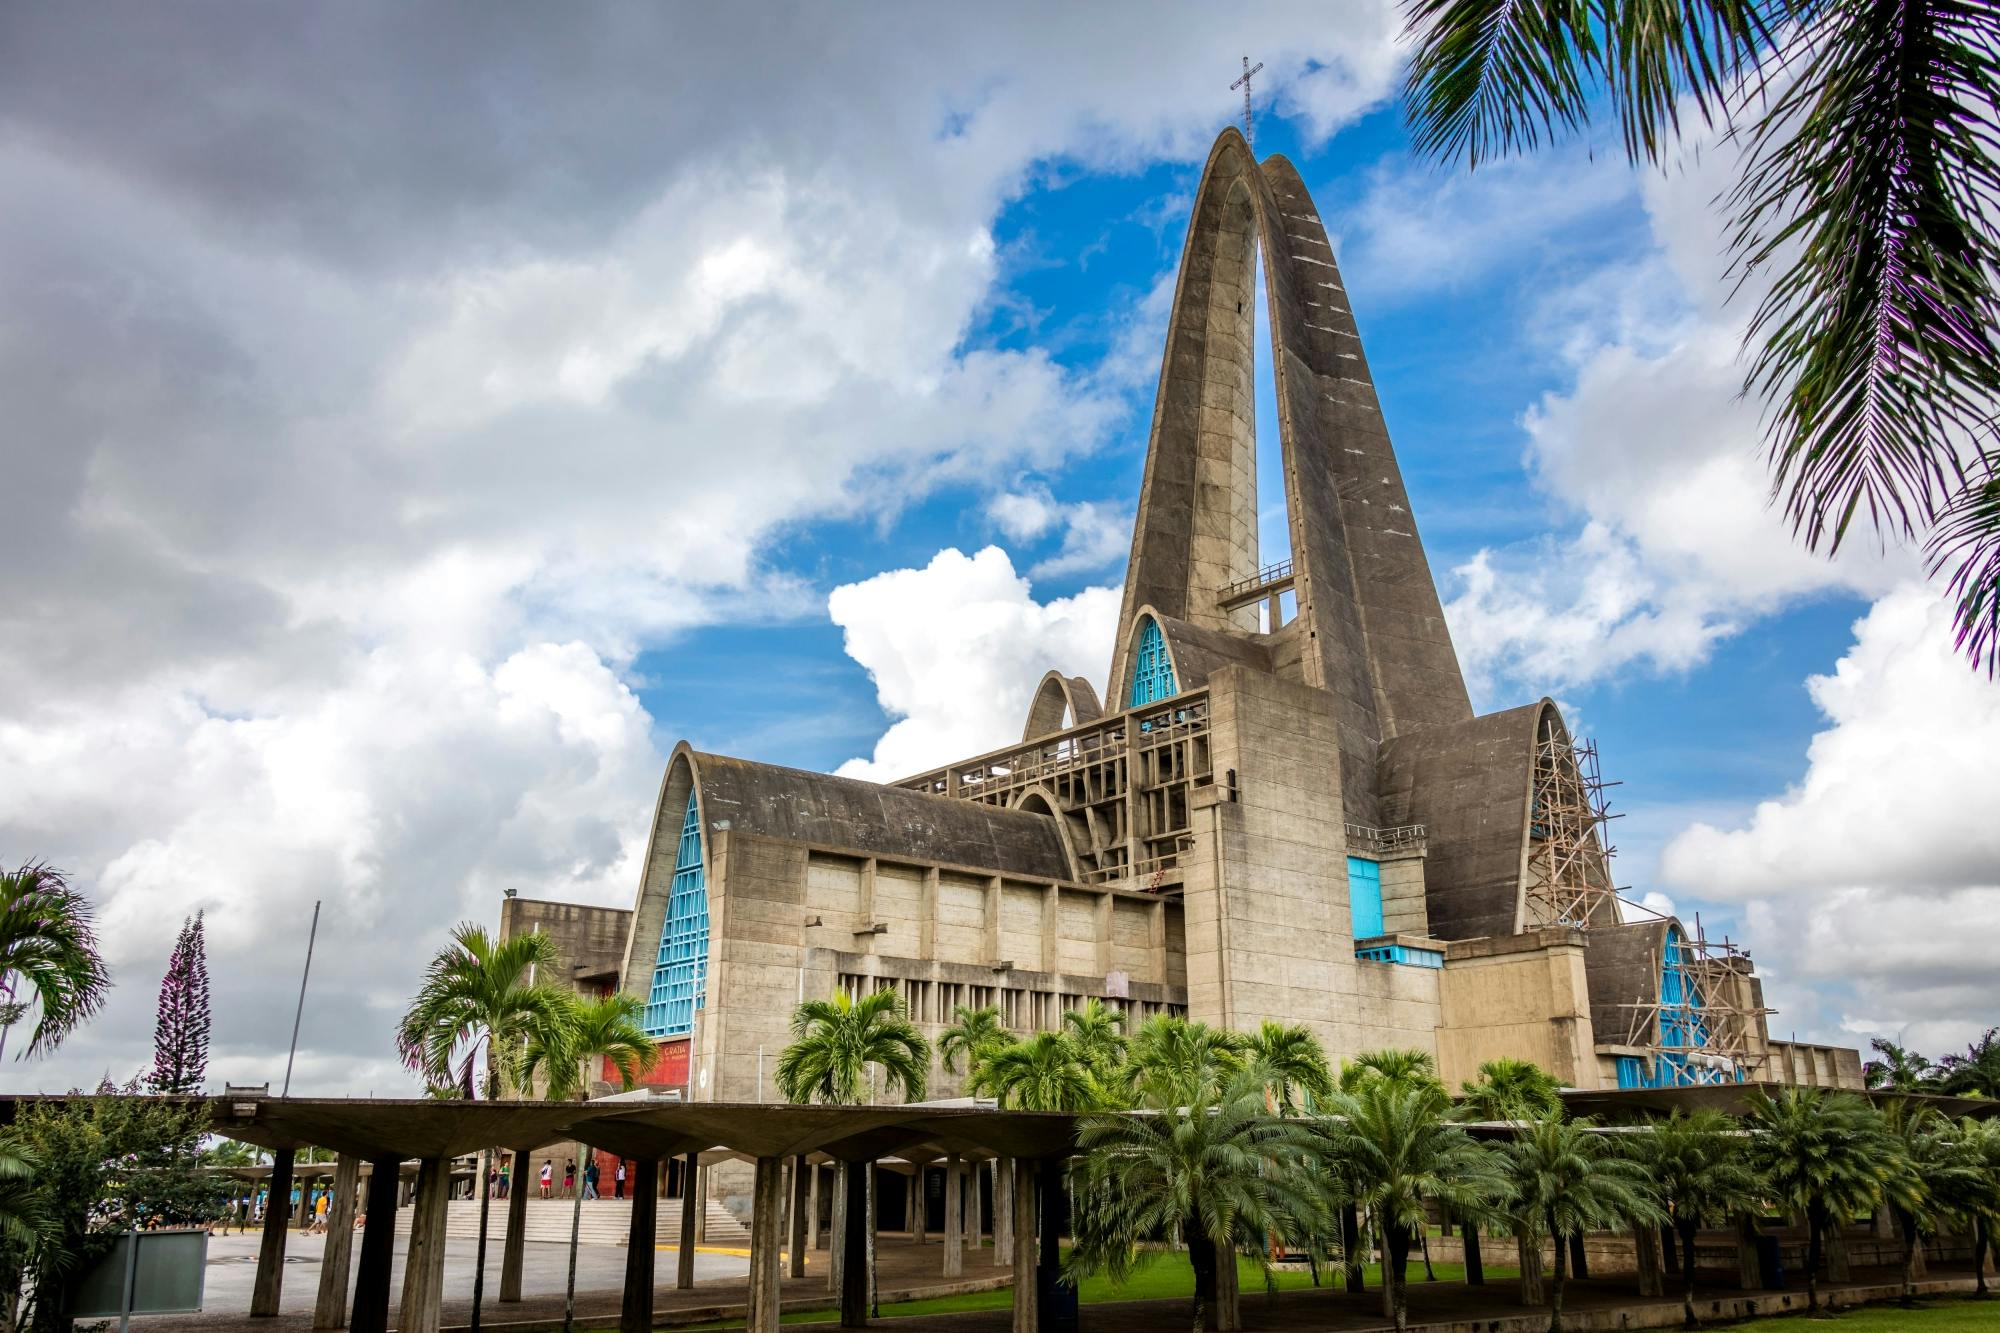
483 1154 631 1201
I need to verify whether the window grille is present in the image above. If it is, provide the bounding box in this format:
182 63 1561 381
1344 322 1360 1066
643 790 710 1039
1127 617 1178 707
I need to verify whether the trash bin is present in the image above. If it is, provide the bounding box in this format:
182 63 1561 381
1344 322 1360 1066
1755 1234 1785 1290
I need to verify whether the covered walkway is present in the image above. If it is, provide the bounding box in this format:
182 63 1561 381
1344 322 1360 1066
196 1093 1075 1333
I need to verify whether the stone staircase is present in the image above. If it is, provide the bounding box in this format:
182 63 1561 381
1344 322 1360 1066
393 1196 751 1247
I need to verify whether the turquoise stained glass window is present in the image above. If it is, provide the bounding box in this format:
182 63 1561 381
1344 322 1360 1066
643 790 709 1038
1128 617 1178 707
1347 856 1384 939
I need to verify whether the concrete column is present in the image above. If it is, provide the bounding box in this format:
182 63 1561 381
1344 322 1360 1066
348 1157 401 1333
313 1155 362 1329
1009 1159 1037 1333
942 1158 964 1277
677 1151 700 1290
994 1158 1013 1267
966 1162 981 1253
251 1147 295 1317
620 1158 659 1333
694 1164 710 1242
789 1154 811 1279
912 1166 927 1243
748 1157 786 1333
398 1157 451 1333
811 1161 824 1250
500 1147 534 1303
829 1163 847 1294
1735 1215 1764 1290
299 1172 317 1232
839 1161 870 1328
1633 1222 1664 1298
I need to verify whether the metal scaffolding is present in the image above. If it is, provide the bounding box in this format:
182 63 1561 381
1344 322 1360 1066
1522 714 1621 929
1619 915 1773 1087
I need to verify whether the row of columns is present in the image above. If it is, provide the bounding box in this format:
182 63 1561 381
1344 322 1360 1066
250 1146 1067 1333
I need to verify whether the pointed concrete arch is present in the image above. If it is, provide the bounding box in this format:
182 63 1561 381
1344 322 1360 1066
1106 128 1472 823
1008 784 1084 882
1020 671 1104 741
617 743 707 1023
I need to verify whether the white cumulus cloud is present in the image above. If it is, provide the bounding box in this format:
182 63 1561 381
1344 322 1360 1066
830 548 1119 782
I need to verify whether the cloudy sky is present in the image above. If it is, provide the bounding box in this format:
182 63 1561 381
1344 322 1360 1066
3 4 1994 1095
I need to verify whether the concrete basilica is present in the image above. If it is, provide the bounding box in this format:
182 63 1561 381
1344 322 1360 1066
502 128 1862 1111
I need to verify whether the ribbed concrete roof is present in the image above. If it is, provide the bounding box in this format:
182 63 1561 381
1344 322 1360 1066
692 752 1073 881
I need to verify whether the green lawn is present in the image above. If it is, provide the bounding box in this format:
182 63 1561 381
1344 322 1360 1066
654 1249 1516 1329
1730 1298 2000 1329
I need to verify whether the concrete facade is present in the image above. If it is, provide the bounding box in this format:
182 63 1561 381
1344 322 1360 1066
503 127 1862 1114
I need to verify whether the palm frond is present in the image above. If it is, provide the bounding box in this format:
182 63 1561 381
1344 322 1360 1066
1402 0 1605 168
1928 462 2000 675
1732 0 2000 563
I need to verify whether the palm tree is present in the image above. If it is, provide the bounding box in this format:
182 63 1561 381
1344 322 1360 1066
1338 1048 1442 1094
0 862 110 1060
775 988 928 1106
1932 1116 2000 1297
1939 1028 2000 1098
394 923 572 1099
1070 1068 1323 1333
520 990 659 1333
1497 1116 1660 1333
1060 999 1129 1082
970 1031 1103 1112
1745 1087 1892 1313
1243 1020 1333 1115
523 992 658 1100
1315 1077 1507 1333
1123 1015 1245 1109
1457 1058 1564 1123
938 1003 1008 1080
1399 0 2000 675
1629 1110 1762 1329
1864 1038 1938 1092
1878 1099 1987 1308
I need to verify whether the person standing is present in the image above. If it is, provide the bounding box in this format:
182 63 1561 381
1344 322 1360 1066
563 1159 575 1198
614 1160 626 1200
498 1158 510 1199
539 1159 553 1199
582 1159 598 1200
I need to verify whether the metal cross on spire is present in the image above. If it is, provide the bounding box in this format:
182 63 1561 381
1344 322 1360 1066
1231 56 1264 152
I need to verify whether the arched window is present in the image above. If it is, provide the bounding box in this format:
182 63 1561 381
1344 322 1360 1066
1128 616 1178 707
644 789 709 1038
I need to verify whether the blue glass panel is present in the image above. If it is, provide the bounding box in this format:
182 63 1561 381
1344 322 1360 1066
1354 942 1443 969
643 789 709 1039
1127 617 1178 707
1626 924 1730 1088
1347 856 1384 939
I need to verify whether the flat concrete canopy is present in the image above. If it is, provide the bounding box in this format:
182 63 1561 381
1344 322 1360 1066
146 1095 1084 1163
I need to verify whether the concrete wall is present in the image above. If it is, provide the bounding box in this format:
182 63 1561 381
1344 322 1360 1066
1761 1039 1867 1090
498 897 632 995
1437 929 1599 1090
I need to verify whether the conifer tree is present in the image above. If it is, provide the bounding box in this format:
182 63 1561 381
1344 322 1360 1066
148 913 211 1095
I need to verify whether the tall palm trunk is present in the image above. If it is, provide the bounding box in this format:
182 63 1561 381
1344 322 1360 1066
1804 1204 1824 1314
1384 1221 1411 1332
1517 1226 1545 1305
1895 1206 1921 1307
1677 1217 1700 1330
1546 1208 1568 1333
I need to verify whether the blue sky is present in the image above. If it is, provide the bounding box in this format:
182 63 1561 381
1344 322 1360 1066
4 6 1993 1093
